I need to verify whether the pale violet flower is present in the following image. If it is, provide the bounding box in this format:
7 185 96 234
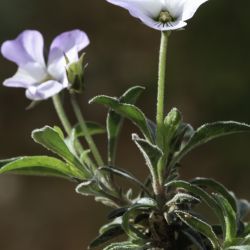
1 30 89 100
106 0 208 31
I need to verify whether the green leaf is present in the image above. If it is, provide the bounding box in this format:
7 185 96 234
89 95 153 142
0 156 84 179
176 210 221 250
107 86 145 165
213 193 237 245
132 133 163 180
173 121 250 165
32 126 86 174
191 178 237 212
103 241 142 250
98 167 151 196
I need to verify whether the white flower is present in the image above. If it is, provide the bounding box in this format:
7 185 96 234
106 0 208 31
1 30 89 100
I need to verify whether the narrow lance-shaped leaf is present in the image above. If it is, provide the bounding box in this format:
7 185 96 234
89 95 153 142
0 156 85 179
176 210 221 250
172 121 250 166
213 193 237 245
107 86 145 165
132 133 163 184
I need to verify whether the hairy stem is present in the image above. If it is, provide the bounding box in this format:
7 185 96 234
155 32 169 192
156 31 169 149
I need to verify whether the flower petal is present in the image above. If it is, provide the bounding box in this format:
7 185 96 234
25 80 64 100
3 68 37 88
48 30 89 80
107 0 163 18
175 0 208 21
47 47 67 81
49 29 89 62
1 30 46 67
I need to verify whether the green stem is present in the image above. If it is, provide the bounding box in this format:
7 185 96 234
156 31 169 149
52 94 72 136
52 94 85 154
155 32 169 193
71 94 104 167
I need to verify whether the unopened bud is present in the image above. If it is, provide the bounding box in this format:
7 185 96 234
66 53 86 93
164 108 182 138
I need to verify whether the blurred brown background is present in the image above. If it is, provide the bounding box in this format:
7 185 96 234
0 0 250 249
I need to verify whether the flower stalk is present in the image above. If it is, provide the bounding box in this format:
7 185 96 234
156 31 169 149
52 94 92 167
71 94 104 167
52 94 72 136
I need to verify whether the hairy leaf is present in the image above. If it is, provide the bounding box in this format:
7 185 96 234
176 210 221 249
89 95 153 142
213 193 237 244
173 121 250 165
0 156 84 179
107 86 145 165
32 126 86 172
132 134 163 180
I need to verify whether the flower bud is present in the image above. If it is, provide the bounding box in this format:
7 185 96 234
66 53 87 93
164 108 182 140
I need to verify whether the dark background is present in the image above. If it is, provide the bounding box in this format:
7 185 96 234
0 0 250 249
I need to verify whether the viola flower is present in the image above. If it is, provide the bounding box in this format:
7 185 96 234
106 0 208 31
1 30 89 100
